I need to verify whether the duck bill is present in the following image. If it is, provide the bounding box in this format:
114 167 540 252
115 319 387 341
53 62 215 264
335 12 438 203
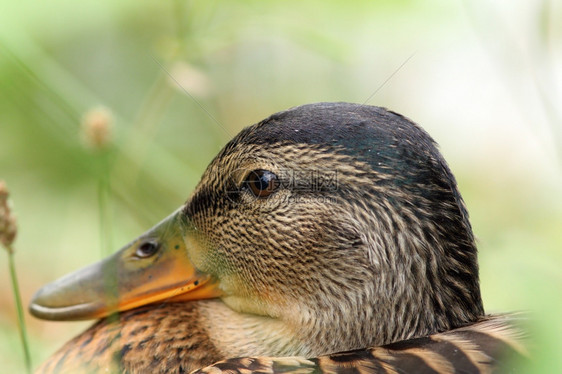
29 208 222 321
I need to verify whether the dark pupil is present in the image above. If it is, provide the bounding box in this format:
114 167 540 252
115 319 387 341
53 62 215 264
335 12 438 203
136 241 159 258
254 171 273 191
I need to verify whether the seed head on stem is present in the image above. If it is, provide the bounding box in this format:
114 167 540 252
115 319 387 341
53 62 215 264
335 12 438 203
81 106 114 150
0 180 17 252
0 180 31 372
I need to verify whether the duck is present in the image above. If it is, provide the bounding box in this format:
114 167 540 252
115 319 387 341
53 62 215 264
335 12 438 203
29 102 526 373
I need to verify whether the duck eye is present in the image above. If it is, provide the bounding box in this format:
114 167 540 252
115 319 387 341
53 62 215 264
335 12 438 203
244 169 279 198
135 240 159 258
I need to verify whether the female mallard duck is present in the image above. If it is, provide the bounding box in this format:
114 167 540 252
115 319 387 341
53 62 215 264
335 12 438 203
30 103 525 373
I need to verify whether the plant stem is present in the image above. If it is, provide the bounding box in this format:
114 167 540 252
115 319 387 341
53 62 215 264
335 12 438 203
98 151 113 258
97 150 120 326
8 248 32 374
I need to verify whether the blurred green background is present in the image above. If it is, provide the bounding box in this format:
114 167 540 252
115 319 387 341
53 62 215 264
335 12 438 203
1 0 561 372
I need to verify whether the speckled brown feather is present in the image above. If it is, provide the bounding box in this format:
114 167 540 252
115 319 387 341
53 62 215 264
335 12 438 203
37 303 223 373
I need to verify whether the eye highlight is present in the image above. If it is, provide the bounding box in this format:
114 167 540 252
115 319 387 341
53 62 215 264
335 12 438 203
243 169 279 198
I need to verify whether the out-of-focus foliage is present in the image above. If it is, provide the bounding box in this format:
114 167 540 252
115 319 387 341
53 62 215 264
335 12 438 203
1 0 560 372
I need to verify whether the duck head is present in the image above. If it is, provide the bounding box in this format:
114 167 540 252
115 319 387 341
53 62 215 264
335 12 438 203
30 102 484 355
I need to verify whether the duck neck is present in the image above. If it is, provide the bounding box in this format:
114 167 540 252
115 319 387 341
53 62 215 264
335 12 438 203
197 299 314 357
196 297 385 358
